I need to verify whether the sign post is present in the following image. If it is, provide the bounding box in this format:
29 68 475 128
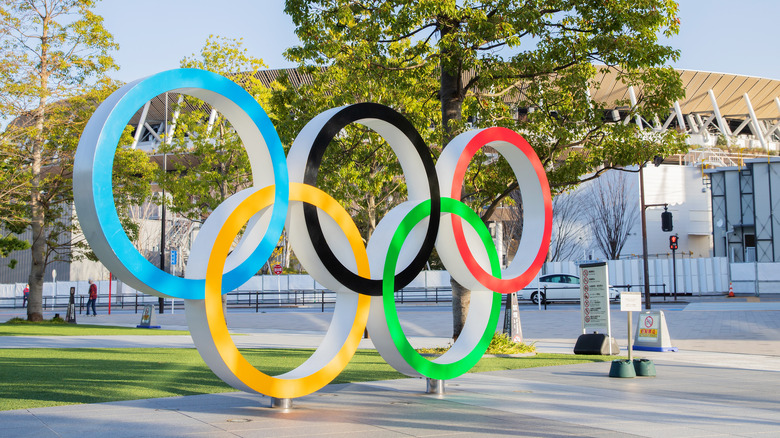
52 269 57 302
66 286 76 324
169 251 176 316
274 264 282 301
620 291 642 361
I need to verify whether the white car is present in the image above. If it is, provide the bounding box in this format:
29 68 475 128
521 273 620 304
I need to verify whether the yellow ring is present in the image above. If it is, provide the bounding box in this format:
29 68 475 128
204 183 370 398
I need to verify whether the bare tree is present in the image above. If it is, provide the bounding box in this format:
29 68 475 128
584 172 638 260
549 191 587 262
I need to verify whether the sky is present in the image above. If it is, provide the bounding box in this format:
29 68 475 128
95 0 780 83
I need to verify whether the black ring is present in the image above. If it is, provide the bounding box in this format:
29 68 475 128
302 103 440 296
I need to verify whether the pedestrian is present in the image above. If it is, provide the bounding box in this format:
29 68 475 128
87 279 97 316
22 284 29 308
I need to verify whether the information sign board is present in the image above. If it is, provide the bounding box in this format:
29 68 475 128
579 262 610 331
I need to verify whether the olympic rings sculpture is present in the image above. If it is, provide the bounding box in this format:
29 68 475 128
74 69 552 399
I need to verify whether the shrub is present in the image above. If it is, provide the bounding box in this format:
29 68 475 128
417 332 535 355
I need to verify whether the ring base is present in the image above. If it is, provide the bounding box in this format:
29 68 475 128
271 397 293 409
426 378 445 395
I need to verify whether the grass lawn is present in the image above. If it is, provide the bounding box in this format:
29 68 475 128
0 348 619 411
0 320 189 336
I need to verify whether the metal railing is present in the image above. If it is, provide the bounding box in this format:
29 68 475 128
0 281 690 313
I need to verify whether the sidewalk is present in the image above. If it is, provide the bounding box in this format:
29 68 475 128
1 300 780 437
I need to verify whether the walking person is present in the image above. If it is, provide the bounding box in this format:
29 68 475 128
87 279 97 316
22 284 29 308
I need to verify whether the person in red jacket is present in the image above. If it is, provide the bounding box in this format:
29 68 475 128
22 284 29 308
87 279 97 316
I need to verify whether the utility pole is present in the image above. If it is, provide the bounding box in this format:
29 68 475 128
639 163 668 310
159 94 169 314
159 102 168 315
159 182 166 314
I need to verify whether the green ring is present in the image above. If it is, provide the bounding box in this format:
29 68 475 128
382 197 502 380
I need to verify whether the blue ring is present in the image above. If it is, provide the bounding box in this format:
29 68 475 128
80 69 288 299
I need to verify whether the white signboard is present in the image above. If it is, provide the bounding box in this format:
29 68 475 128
637 313 659 342
620 292 642 312
633 310 677 351
579 262 611 332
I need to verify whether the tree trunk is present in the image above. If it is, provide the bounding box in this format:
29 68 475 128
451 278 470 341
283 233 292 269
26 225 45 321
367 192 377 240
27 14 51 322
27 114 46 321
438 22 470 340
27 96 47 322
222 294 228 324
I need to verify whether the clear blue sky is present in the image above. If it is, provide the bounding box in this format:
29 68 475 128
95 0 780 82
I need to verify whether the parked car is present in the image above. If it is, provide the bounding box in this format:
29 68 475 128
520 273 620 304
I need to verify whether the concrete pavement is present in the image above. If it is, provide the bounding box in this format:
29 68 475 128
1 298 780 437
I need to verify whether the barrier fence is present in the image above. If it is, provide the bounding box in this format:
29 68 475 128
7 257 768 311
1 282 692 313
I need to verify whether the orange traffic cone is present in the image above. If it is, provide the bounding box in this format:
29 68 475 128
728 282 734 298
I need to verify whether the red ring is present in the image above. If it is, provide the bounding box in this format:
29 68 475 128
449 127 552 293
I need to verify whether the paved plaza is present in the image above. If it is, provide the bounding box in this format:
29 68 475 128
1 297 779 437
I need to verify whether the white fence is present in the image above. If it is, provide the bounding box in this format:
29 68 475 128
544 257 732 295
5 257 777 302
0 280 107 299
0 271 455 304
729 263 780 295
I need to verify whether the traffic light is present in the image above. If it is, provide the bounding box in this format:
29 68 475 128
669 234 679 251
661 208 673 231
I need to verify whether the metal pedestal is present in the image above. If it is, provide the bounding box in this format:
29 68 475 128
426 378 445 395
271 398 292 409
